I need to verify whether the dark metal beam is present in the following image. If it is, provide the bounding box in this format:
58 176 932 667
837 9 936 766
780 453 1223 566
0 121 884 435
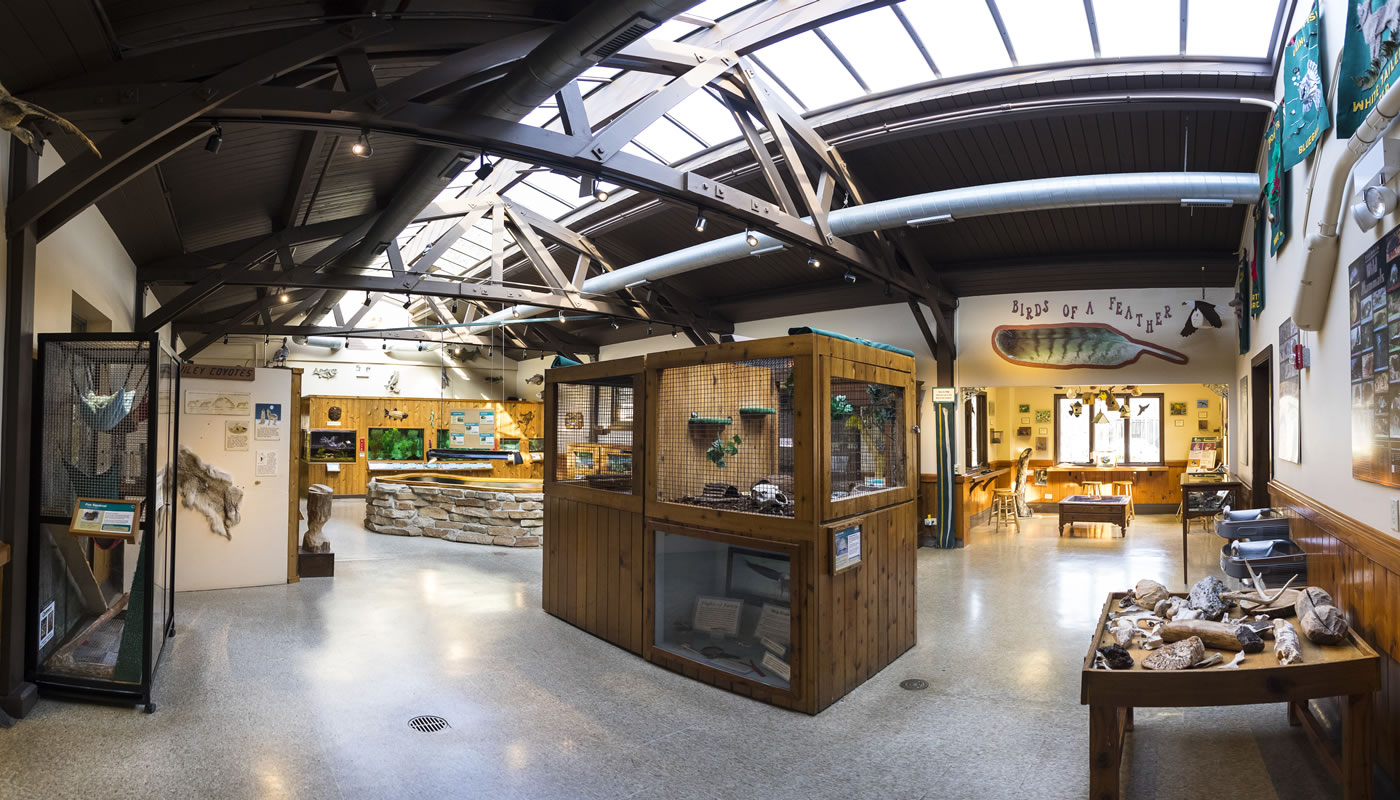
281 131 330 228
177 322 597 356
139 213 377 280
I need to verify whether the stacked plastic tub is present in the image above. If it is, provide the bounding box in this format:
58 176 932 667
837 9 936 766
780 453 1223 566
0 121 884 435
1216 508 1307 586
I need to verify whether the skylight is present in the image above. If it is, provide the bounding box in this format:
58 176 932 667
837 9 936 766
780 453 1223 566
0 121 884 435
818 7 935 92
750 31 864 109
997 0 1096 65
1093 0 1180 58
898 0 1013 77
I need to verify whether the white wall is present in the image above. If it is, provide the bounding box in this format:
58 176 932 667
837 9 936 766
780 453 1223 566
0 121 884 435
1228 0 1400 535
176 370 293 591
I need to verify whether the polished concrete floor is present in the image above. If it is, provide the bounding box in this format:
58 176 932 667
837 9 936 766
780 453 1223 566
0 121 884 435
0 502 1345 799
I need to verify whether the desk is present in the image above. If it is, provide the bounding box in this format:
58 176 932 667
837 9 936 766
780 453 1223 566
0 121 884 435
1179 473 1243 584
1082 592 1380 799
1058 495 1130 537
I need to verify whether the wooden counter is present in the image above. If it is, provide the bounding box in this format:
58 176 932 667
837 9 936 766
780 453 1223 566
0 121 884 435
951 465 1013 546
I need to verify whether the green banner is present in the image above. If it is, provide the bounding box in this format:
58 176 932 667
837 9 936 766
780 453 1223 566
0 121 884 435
1338 0 1400 138
1237 256 1251 355
1251 201 1266 318
1282 1 1329 168
1267 111 1288 254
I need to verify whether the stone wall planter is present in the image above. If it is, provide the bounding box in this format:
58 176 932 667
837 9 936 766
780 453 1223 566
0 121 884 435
364 477 544 547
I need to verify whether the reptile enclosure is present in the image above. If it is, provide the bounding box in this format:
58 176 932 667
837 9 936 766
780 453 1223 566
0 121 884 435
543 334 917 714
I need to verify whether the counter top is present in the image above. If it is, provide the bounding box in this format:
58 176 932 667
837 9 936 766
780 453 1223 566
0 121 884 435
1046 465 1168 473
1179 472 1242 486
953 466 1010 484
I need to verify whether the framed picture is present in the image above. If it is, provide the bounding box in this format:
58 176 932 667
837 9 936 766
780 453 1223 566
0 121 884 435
1035 410 1051 422
1175 419 1185 427
990 430 1002 444
1018 403 1031 413
1020 416 1031 424
1198 420 1209 431
500 438 521 452
1034 436 1048 451
1034 468 1048 486
725 546 792 603
1197 410 1208 419
528 437 545 452
1038 427 1048 435
1196 399 1209 409
1169 402 1187 416
1017 426 1032 437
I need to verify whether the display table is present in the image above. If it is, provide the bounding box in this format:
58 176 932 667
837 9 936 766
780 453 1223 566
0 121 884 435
1081 592 1380 799
1179 473 1244 584
1058 495 1130 537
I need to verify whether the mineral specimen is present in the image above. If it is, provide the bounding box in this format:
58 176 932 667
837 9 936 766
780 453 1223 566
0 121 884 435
1187 576 1228 621
1096 644 1134 670
1235 625 1264 654
1143 636 1205 670
1300 604 1348 645
1132 579 1171 610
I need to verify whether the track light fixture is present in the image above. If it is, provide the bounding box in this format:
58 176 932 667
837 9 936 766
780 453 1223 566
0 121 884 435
558 312 566 323
451 301 459 315
511 307 520 318
363 292 372 306
223 335 229 345
475 153 495 181
744 228 759 247
694 211 707 233
402 296 412 309
843 270 857 284
382 340 387 350
609 318 620 330
584 176 609 202
351 129 373 158
205 123 223 154
807 250 821 268
672 326 678 338
279 289 290 303
647 323 653 335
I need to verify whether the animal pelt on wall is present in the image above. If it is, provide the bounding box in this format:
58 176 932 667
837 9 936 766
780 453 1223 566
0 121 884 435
177 445 243 539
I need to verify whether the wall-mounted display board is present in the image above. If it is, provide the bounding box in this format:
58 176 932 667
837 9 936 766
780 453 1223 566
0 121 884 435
449 408 496 449
1347 224 1400 487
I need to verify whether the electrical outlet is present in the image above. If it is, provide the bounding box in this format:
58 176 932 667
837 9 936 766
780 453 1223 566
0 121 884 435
1044 492 1053 500
1392 498 1400 532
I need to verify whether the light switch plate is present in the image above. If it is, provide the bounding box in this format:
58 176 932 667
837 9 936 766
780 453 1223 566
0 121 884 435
1044 492 1053 500
1392 498 1400 532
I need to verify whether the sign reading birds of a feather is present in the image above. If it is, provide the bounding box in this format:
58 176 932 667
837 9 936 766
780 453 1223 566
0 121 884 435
1283 2 1329 169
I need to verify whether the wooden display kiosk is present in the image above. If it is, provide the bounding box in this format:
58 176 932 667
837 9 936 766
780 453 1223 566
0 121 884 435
543 334 918 714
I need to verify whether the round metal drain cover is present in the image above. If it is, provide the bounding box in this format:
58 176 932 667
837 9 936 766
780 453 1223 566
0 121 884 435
900 679 929 691
408 715 451 733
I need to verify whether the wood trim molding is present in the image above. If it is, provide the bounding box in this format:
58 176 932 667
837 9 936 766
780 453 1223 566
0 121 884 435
1269 480 1400 577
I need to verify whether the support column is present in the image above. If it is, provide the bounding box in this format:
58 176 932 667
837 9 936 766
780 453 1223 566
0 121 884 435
1 140 39 721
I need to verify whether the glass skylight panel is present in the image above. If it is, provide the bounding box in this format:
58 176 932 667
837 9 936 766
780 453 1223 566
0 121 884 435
621 142 662 163
898 0 1012 77
633 116 705 163
1093 0 1180 57
503 183 573 220
751 31 864 109
644 18 700 44
525 171 589 207
819 7 933 92
997 0 1095 65
690 0 755 21
1186 0 1278 58
520 104 558 128
666 90 741 147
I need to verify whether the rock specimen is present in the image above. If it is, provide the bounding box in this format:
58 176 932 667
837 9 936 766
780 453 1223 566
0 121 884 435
1294 586 1349 644
176 446 242 539
1187 576 1228 621
1132 579 1171 610
302 483 333 552
1235 625 1265 654
1273 619 1303 664
1153 597 1183 620
1143 636 1205 670
1294 586 1333 618
1096 644 1134 670
1160 619 1263 652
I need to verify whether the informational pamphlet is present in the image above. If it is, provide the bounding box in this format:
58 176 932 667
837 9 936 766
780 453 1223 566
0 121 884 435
693 595 743 636
754 603 791 645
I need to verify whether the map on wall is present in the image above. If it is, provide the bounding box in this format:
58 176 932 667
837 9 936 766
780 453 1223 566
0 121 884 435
1347 224 1400 488
1278 318 1301 464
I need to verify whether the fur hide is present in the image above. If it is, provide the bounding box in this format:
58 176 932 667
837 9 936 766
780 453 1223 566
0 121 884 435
177 446 243 539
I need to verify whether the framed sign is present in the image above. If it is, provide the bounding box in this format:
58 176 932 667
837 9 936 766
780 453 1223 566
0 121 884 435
830 519 863 574
69 498 141 540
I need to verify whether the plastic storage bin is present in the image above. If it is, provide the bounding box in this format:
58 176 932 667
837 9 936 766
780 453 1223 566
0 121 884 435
1215 508 1291 540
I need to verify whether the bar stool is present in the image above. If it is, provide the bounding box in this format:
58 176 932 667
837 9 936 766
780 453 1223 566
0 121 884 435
1111 480 1135 522
991 488 1018 530
1081 480 1105 497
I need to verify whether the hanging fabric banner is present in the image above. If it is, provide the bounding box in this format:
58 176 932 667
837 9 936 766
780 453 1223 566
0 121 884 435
1337 0 1400 138
933 399 956 549
1283 1 1329 168
1268 110 1289 254
1236 255 1252 355
1251 202 1266 317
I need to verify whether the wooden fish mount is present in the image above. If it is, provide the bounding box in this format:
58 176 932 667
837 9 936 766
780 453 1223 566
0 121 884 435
991 323 1189 370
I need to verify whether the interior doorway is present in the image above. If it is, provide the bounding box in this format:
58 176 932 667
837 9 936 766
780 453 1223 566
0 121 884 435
1249 346 1273 508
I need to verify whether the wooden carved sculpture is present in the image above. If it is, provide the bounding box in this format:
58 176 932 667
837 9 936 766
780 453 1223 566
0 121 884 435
303 484 334 552
1012 447 1033 516
0 79 101 157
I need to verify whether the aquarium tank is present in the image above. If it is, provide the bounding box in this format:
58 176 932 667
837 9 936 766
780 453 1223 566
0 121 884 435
368 427 425 460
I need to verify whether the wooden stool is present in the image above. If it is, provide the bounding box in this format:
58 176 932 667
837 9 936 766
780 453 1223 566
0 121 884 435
1111 480 1135 522
991 488 1018 530
1081 480 1105 497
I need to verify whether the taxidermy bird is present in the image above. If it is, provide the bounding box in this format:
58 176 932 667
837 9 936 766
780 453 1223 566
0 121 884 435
525 373 544 385
1179 300 1223 337
270 338 289 367
0 79 101 157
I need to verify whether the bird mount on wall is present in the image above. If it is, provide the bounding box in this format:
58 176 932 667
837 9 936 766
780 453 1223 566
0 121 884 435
0 79 101 157
384 370 400 394
1180 299 1223 337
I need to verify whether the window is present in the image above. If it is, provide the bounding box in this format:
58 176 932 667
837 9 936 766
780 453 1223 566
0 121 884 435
963 392 988 470
1054 394 1163 465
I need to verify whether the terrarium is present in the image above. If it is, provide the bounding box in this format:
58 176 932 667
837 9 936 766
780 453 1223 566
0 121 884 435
552 373 635 493
829 378 907 499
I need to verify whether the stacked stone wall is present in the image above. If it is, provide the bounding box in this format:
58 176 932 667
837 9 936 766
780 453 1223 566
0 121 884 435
364 479 543 547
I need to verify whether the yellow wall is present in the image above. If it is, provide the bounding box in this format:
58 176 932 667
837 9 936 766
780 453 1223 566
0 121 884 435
985 384 1224 464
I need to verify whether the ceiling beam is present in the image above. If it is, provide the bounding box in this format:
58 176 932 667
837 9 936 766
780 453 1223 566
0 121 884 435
139 213 378 280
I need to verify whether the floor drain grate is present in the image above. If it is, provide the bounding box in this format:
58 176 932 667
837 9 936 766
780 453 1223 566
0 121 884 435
900 679 929 691
408 715 451 733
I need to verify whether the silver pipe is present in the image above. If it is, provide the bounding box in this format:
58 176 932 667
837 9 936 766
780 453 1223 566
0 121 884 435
470 171 1260 329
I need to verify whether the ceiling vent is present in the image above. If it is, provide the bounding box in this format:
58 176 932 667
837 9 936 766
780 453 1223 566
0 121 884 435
584 15 657 60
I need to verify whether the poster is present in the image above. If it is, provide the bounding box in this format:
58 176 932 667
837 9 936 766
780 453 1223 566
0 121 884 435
225 420 250 451
1282 1 1329 168
1338 0 1400 138
254 403 282 440
1237 255 1252 354
1347 223 1400 487
256 449 279 477
184 390 251 416
1278 318 1302 464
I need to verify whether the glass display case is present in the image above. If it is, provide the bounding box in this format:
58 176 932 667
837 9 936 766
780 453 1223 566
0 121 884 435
551 374 636 494
829 377 907 499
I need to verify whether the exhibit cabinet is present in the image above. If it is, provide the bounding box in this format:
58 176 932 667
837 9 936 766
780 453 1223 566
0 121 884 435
543 334 918 714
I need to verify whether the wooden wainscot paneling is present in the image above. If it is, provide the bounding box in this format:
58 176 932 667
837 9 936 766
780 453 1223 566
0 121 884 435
542 494 646 656
1270 480 1400 786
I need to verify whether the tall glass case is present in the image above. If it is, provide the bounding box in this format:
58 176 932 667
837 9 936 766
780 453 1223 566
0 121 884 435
654 529 793 690
27 334 178 712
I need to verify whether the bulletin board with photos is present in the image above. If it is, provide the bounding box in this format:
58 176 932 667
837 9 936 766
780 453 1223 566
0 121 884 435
1347 223 1400 488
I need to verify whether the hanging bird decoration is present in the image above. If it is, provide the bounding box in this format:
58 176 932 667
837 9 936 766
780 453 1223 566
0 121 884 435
525 373 544 385
1180 299 1223 337
1070 400 1083 417
0 80 101 157
1137 403 1151 416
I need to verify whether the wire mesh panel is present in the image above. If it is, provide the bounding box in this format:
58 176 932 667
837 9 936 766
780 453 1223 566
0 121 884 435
655 357 795 517
554 377 634 492
830 377 907 501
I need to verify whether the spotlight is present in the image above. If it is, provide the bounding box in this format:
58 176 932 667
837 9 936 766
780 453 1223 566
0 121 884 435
351 129 372 158
223 335 229 345
609 318 620 330
671 326 678 338
807 250 821 268
363 292 372 306
451 301 459 315
402 296 412 309
694 211 708 233
279 289 290 303
1355 184 1398 231
843 270 857 284
511 307 520 318
475 154 495 181
585 176 609 202
559 313 566 323
204 123 223 154
647 323 653 335
745 228 759 247
382 340 387 350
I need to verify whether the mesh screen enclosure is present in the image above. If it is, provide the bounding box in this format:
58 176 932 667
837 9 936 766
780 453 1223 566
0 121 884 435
830 378 906 500
655 357 795 517
554 377 634 493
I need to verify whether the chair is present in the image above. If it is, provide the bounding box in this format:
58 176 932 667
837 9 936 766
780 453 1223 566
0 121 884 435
1081 480 1105 497
991 488 1018 530
1111 480 1135 522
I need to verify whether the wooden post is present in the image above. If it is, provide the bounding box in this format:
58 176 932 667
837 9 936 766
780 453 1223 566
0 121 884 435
1088 704 1124 800
0 141 39 720
286 368 303 583
1342 693 1374 799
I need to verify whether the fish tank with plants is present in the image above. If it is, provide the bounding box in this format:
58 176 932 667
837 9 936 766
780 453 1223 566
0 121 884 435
553 375 634 493
367 427 424 461
653 529 792 690
829 378 907 501
654 357 795 517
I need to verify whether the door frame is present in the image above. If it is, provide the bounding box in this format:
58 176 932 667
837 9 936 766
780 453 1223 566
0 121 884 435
1249 345 1273 508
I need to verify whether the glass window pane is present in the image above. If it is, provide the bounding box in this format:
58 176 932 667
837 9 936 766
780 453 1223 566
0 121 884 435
633 116 705 163
819 7 935 92
667 90 742 147
1057 397 1091 463
644 18 702 43
1128 397 1162 464
523 171 587 209
622 142 663 163
751 31 865 109
691 0 755 20
1092 0 1180 57
831 378 906 497
502 183 573 219
1092 399 1126 463
997 0 1095 65
900 0 1012 77
1186 0 1278 58
519 105 558 128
